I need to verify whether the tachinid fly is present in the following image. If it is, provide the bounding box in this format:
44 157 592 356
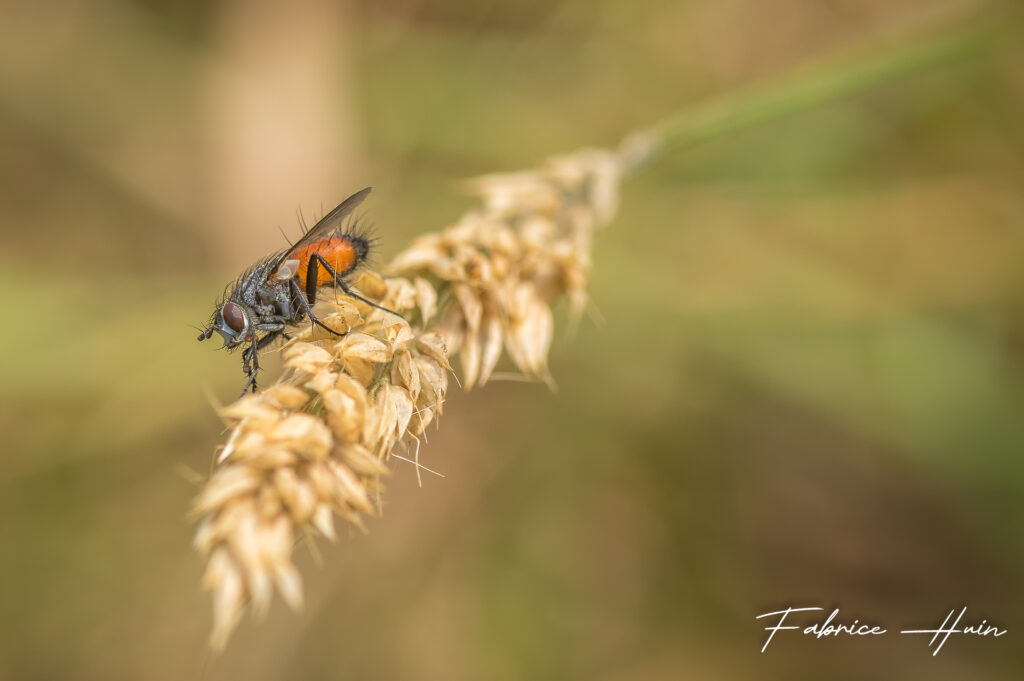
198 187 398 395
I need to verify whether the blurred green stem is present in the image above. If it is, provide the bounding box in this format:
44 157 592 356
621 20 1001 174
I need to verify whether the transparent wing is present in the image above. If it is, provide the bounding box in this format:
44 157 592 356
272 186 372 272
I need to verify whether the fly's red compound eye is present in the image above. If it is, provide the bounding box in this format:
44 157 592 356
222 302 246 333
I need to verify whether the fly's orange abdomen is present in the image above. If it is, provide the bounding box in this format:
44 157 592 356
294 235 363 289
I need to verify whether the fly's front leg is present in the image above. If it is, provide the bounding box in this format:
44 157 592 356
239 325 285 397
240 329 259 397
239 367 259 398
245 326 285 368
242 317 287 373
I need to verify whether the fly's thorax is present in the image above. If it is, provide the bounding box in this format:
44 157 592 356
235 259 278 305
258 279 301 322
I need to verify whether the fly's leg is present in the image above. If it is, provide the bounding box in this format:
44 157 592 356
307 253 405 318
288 278 347 337
239 326 285 397
242 327 284 370
239 367 259 398
240 331 259 397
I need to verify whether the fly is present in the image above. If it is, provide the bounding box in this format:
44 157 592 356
197 187 398 396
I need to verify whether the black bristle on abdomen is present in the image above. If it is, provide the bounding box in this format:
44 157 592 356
341 215 379 271
350 235 371 265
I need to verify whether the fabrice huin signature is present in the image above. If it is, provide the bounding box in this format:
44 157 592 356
757 606 1006 655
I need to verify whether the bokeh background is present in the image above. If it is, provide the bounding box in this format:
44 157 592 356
2 0 1023 679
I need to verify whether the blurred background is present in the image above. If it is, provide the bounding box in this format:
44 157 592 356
1 0 1023 679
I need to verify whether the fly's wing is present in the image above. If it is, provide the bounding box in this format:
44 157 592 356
270 186 372 277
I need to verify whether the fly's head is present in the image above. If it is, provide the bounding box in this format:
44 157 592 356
197 298 254 349
198 260 273 349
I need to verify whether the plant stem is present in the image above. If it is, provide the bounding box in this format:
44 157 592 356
620 21 1002 174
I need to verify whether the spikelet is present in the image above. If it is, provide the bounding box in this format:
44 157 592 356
192 146 624 650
